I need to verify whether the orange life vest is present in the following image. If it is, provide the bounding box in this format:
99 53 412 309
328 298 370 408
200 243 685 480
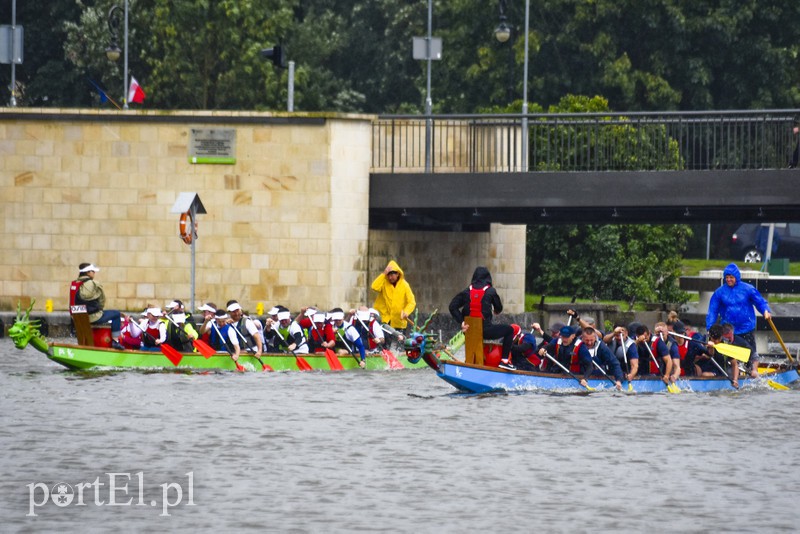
553 338 583 374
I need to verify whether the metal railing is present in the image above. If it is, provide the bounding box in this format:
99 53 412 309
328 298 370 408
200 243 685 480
372 110 800 173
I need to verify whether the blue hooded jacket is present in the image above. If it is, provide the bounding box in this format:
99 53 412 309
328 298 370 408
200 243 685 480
705 263 770 334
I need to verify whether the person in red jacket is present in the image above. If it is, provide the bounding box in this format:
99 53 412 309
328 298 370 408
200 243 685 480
449 266 515 369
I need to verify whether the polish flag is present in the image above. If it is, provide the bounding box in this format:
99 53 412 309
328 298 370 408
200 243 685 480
128 76 146 104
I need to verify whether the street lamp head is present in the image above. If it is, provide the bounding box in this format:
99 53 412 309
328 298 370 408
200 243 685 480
105 43 121 62
495 19 511 43
105 4 122 62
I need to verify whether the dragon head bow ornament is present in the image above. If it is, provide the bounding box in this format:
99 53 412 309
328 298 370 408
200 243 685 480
8 300 51 355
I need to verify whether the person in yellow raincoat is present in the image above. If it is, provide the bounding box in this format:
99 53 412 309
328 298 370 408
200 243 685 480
371 260 416 338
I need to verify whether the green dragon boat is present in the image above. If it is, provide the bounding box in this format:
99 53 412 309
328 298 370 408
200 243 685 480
43 342 431 371
9 301 463 372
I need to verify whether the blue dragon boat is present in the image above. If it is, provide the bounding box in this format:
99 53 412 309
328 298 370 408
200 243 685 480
406 317 799 394
434 359 799 394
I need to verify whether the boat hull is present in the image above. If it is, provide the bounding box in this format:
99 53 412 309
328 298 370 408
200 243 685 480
436 360 800 394
47 343 426 372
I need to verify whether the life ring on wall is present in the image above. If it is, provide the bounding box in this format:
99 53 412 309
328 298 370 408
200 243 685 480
179 212 194 244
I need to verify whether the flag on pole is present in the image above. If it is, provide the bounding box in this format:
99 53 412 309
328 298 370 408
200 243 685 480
87 79 108 103
128 76 146 104
87 78 122 110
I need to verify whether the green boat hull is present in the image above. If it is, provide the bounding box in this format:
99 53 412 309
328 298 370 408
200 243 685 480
47 343 433 372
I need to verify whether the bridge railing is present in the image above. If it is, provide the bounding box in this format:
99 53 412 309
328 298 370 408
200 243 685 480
372 110 800 173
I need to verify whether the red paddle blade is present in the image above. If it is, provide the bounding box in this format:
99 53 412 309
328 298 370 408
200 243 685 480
161 344 183 367
325 349 344 371
234 360 245 372
295 355 312 371
259 358 273 372
381 349 404 370
193 338 216 359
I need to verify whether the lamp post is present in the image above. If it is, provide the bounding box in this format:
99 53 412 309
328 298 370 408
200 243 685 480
424 0 433 172
412 1 441 172
106 1 129 109
495 0 529 171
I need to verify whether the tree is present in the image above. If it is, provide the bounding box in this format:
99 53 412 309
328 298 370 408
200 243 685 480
527 224 691 304
0 1 87 107
8 0 800 113
525 95 691 304
62 0 155 108
144 0 294 110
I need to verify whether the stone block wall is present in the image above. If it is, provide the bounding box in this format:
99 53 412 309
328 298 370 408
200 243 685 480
0 109 526 317
0 110 372 314
367 223 526 318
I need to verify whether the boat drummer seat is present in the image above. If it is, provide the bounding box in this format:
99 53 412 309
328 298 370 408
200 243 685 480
464 315 484 366
70 305 95 346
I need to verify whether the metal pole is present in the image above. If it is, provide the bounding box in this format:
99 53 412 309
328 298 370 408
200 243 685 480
521 0 529 172
288 60 295 112
123 0 129 109
9 0 16 107
764 223 775 272
190 207 196 312
706 223 711 260
424 0 432 172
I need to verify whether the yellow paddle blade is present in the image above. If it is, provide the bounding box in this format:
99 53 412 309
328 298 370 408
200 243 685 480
715 342 751 362
767 379 790 391
667 383 681 394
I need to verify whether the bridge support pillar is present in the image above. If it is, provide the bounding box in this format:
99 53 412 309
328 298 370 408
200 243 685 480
367 224 526 319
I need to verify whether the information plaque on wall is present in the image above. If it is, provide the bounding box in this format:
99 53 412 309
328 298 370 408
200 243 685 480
189 128 236 164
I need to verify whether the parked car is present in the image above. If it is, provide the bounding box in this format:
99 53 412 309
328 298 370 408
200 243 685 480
731 223 800 263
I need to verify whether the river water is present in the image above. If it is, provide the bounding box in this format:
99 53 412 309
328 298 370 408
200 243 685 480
1 338 798 533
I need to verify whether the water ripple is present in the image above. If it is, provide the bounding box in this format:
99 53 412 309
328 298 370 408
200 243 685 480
1 340 798 531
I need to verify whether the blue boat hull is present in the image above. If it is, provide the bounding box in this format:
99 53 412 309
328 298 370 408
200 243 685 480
436 360 800 394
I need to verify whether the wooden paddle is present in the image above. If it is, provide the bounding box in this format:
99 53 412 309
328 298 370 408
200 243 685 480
670 332 751 363
272 326 312 371
336 330 364 366
229 322 272 371
767 317 796 363
738 363 789 390
137 328 183 366
642 340 680 393
618 334 634 392
708 353 738 388
670 332 791 390
160 343 183 367
541 351 595 391
323 348 345 370
192 337 217 359
590 360 622 391
210 321 245 372
164 312 215 358
308 320 344 370
355 313 402 369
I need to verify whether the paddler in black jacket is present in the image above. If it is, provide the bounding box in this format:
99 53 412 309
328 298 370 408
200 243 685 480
449 266 515 369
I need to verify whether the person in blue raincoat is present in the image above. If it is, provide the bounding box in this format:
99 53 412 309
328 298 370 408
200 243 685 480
705 263 771 351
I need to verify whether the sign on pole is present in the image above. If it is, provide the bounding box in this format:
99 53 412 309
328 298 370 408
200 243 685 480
412 37 442 60
0 25 23 64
